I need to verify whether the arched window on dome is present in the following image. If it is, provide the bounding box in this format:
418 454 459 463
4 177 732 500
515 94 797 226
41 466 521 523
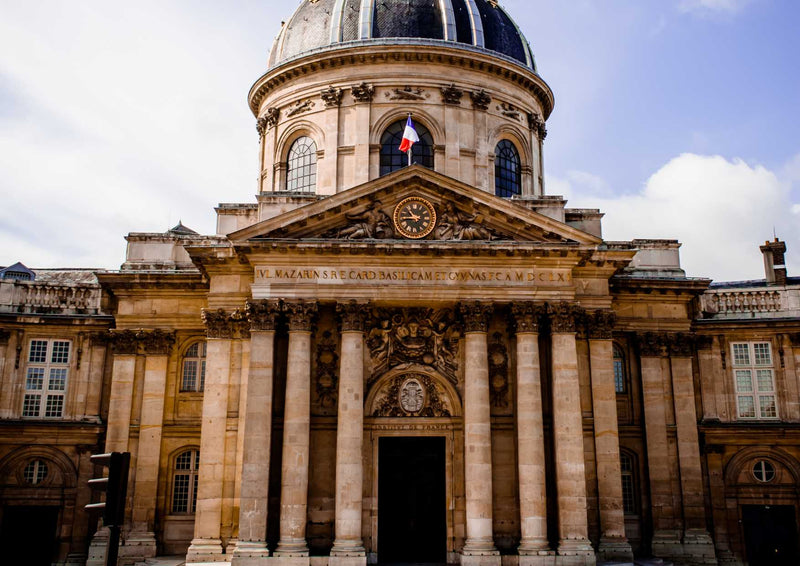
285 136 317 192
380 119 434 176
494 140 521 198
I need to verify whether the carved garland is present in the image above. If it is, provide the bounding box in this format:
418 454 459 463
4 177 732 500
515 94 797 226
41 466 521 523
315 330 339 412
488 332 509 409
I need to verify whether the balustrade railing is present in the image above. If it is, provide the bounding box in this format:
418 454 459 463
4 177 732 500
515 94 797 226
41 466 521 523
0 280 102 314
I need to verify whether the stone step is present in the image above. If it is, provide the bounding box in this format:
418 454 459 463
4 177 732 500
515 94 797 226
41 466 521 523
634 559 674 566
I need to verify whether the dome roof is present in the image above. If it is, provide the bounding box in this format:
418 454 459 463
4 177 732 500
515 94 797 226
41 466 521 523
268 0 536 71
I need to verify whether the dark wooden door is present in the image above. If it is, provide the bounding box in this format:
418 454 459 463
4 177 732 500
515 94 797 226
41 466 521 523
378 436 446 564
0 506 60 566
742 505 799 566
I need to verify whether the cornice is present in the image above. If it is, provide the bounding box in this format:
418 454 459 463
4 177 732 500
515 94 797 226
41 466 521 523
611 275 712 296
248 44 554 119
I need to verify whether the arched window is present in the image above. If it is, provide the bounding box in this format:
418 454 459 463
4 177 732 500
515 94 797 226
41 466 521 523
494 140 521 197
286 136 317 192
181 341 206 392
620 451 637 515
380 119 434 176
172 449 200 514
613 344 627 394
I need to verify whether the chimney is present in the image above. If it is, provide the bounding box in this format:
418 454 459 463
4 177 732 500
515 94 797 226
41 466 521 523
760 238 787 286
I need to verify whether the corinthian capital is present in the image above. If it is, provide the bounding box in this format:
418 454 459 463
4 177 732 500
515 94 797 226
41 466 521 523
284 300 318 332
109 330 140 355
587 310 617 340
460 302 493 333
511 302 544 334
203 308 247 339
547 302 583 334
636 332 667 357
247 299 281 332
140 330 176 355
337 300 369 332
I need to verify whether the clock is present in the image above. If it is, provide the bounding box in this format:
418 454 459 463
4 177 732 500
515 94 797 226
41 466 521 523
393 196 437 239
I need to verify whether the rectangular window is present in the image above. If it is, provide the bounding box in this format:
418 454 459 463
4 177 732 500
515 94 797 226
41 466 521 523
23 339 70 419
732 342 778 420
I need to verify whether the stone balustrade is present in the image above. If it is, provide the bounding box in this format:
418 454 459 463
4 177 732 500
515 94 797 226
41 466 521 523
699 286 800 319
0 279 102 314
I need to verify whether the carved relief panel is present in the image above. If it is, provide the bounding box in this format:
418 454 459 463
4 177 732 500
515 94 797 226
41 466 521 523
369 372 455 418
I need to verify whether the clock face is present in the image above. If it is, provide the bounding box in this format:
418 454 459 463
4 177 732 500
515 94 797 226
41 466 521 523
393 197 437 239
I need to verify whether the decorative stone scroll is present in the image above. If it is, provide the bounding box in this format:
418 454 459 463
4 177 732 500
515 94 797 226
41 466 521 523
140 330 176 355
434 202 495 241
511 302 544 333
371 373 452 417
441 83 464 105
315 330 339 412
460 301 493 333
320 86 343 107
284 300 318 331
337 300 368 332
386 86 427 101
527 112 547 140
351 82 375 103
587 310 616 340
246 299 281 331
109 330 140 355
367 307 460 383
548 302 582 334
470 89 492 111
488 332 509 409
286 99 315 118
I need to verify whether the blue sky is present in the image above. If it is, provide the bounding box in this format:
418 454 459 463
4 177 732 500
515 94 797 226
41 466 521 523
0 0 798 280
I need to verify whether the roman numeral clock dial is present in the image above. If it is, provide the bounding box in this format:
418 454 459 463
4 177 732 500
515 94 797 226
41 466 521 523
393 197 437 239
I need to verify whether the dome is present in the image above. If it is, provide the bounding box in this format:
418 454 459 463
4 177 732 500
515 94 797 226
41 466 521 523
268 0 536 71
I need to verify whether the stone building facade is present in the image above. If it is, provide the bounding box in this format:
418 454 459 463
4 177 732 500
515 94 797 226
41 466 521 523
1 2 799 566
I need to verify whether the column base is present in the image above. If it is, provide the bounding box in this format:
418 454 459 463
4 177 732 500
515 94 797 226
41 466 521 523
461 554 502 566
118 531 158 564
275 539 310 558
650 530 683 564
329 554 367 566
231 540 270 565
519 538 552 556
556 539 595 566
272 555 311 566
519 552 557 566
681 529 717 565
598 537 633 563
187 538 227 563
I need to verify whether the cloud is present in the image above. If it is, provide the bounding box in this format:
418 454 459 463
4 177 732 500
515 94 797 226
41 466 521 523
554 153 799 281
678 0 753 16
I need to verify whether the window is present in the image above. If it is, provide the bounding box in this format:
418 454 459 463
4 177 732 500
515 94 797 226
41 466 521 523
613 344 627 394
172 449 200 514
494 140 521 197
180 341 207 392
285 136 317 192
732 342 777 419
753 460 776 483
620 452 637 515
380 119 434 176
23 460 48 485
23 339 70 418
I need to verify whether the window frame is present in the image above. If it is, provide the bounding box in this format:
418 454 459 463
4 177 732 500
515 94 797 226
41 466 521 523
180 340 207 393
612 343 628 395
379 119 434 176
22 338 71 419
619 450 638 516
494 139 522 198
731 341 778 420
170 449 200 515
285 135 318 193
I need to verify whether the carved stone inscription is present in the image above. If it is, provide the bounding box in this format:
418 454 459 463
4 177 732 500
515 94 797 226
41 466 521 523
367 308 460 383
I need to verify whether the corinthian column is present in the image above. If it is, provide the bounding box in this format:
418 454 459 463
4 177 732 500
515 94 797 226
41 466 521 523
548 303 594 563
511 303 552 564
189 309 241 562
586 312 632 563
129 330 175 556
233 300 281 564
275 300 318 560
330 301 368 566
459 302 500 566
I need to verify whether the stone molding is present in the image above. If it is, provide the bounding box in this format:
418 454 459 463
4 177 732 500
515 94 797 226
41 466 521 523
350 82 375 103
337 300 368 332
284 300 318 332
587 310 616 340
470 89 492 111
246 299 281 332
441 83 464 105
460 301 493 333
548 302 582 334
511 301 544 333
320 86 343 107
202 308 248 340
140 330 176 355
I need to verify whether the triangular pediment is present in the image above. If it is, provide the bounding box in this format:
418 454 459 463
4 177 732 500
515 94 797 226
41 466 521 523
229 166 601 245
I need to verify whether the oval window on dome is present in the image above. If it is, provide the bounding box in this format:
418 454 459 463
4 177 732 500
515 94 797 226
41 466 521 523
380 120 434 176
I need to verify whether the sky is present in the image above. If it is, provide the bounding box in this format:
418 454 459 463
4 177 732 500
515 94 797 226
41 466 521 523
0 0 798 281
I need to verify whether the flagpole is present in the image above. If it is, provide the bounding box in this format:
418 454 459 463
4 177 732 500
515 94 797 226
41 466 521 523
407 112 412 167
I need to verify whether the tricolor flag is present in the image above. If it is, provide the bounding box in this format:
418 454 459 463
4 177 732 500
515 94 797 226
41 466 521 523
398 115 420 153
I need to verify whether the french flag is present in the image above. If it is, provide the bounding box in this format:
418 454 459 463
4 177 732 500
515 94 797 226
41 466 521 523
398 115 420 153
